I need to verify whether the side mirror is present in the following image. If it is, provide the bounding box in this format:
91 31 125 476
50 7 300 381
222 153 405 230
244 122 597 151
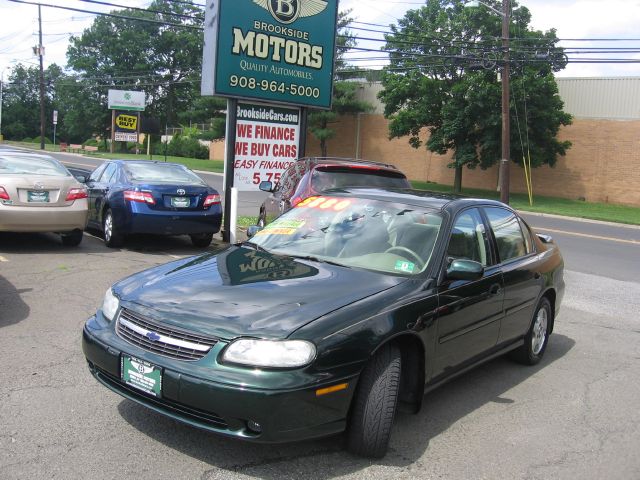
246 225 263 238
75 175 87 183
446 259 484 281
259 181 273 192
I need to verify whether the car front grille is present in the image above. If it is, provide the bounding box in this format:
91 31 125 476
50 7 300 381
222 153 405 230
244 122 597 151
116 308 218 361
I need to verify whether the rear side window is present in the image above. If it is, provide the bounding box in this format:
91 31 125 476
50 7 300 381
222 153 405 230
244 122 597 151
484 207 528 262
310 168 409 192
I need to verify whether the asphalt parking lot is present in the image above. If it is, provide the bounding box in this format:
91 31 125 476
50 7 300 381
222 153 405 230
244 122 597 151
1 229 639 480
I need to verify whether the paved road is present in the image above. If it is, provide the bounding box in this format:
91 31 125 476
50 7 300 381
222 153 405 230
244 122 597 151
1 231 638 479
2 146 639 479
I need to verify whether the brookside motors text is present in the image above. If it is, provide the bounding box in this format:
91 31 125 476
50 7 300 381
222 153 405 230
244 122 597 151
232 21 323 70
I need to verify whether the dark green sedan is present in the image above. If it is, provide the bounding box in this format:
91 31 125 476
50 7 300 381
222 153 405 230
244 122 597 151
82 188 564 458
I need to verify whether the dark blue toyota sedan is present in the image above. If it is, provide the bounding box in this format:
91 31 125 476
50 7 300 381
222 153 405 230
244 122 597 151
85 160 222 247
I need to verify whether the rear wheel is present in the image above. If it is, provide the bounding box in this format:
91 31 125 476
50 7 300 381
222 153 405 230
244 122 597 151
190 232 213 248
346 343 401 458
510 297 552 365
61 229 83 247
103 209 124 248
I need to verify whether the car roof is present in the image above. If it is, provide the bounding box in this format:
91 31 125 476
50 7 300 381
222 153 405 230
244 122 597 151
108 159 189 169
297 157 405 174
322 187 511 213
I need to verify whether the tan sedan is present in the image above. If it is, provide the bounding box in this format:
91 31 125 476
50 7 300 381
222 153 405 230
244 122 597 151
0 151 88 246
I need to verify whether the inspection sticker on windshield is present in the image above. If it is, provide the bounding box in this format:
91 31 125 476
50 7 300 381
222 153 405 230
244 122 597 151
121 354 162 397
395 260 415 273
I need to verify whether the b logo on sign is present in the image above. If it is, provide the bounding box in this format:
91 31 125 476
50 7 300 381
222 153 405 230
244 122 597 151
253 0 328 24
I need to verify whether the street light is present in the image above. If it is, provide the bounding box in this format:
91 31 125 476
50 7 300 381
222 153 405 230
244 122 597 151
465 0 511 204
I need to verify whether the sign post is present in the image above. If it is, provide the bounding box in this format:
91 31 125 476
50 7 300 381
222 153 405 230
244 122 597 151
52 110 57 145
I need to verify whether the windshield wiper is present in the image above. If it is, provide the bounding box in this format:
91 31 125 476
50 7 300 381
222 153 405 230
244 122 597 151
288 254 351 269
241 240 270 253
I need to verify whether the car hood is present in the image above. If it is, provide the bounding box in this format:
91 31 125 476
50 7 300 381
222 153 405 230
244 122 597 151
114 245 406 340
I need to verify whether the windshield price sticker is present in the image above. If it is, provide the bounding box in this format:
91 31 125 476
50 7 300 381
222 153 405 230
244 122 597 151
296 196 352 211
233 102 300 191
257 218 306 236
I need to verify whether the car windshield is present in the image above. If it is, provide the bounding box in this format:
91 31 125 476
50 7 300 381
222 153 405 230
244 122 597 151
124 163 204 184
0 155 70 176
310 168 409 192
250 195 443 276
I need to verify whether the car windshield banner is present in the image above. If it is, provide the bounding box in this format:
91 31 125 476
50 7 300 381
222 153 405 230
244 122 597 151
201 0 338 109
233 102 300 191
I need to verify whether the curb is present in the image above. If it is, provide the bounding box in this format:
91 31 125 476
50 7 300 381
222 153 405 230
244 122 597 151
517 210 640 230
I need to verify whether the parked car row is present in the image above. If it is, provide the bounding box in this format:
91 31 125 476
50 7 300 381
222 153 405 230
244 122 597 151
0 152 222 248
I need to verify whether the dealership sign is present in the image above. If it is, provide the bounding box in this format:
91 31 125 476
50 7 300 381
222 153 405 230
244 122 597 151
108 90 146 111
201 0 338 109
233 102 299 191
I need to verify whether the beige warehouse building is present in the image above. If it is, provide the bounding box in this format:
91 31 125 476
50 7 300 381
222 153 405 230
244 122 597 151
213 77 640 207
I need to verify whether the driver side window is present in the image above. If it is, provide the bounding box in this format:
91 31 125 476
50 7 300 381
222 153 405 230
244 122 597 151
447 208 490 266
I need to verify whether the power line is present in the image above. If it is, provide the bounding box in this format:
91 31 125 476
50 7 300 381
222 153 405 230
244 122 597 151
73 0 204 21
7 0 204 30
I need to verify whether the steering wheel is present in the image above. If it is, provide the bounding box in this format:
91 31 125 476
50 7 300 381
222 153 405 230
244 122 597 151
385 246 423 268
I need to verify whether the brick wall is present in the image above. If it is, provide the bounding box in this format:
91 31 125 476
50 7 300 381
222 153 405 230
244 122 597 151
303 114 640 207
210 115 640 206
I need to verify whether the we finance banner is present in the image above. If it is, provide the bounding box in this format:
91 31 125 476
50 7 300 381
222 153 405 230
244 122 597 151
233 102 300 191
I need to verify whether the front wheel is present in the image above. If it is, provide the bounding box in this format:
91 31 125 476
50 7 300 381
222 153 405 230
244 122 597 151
190 232 213 248
510 297 552 365
346 343 401 458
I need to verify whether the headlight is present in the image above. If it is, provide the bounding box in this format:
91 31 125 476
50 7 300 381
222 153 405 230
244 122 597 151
101 288 120 322
222 339 316 368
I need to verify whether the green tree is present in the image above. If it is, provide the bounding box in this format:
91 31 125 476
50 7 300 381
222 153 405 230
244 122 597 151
379 0 572 191
307 10 372 157
65 0 223 139
2 63 66 142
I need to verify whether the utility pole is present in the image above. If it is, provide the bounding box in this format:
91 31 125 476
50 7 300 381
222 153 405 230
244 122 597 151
38 5 46 150
499 0 510 204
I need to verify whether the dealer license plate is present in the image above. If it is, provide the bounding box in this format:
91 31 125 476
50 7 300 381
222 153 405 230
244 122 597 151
28 190 49 202
171 196 190 208
121 354 162 397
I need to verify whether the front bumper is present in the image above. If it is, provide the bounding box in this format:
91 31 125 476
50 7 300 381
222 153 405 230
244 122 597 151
82 314 358 443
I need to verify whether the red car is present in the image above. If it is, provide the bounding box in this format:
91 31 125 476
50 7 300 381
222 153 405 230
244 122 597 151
258 157 411 226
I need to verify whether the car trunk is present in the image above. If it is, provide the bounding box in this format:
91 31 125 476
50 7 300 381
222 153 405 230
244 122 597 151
132 183 212 211
3 175 78 207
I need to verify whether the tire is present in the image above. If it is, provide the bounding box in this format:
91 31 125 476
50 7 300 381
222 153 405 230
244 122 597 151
103 209 124 248
190 232 213 248
510 297 552 365
61 229 83 246
346 343 401 458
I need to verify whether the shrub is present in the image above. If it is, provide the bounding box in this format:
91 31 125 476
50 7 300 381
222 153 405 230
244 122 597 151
167 135 209 159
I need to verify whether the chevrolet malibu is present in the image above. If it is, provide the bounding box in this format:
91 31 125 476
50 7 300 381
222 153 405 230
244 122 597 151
82 188 564 458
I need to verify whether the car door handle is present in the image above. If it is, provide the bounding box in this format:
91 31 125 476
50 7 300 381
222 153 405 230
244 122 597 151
489 284 502 296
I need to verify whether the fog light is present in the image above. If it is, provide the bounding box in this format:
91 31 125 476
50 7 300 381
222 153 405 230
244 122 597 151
246 420 262 433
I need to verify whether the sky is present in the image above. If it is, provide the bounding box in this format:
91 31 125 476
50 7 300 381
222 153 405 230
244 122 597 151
0 0 639 80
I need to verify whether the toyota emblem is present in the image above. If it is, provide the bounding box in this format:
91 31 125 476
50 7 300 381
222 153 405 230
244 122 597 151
33 182 45 190
177 189 186 195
